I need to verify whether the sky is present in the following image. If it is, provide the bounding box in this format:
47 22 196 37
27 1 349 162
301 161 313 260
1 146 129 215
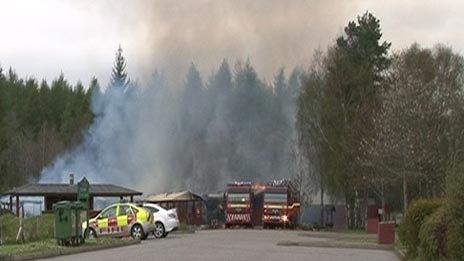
0 0 463 88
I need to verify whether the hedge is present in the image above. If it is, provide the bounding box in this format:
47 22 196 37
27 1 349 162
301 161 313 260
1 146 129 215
418 206 448 261
398 198 442 258
445 164 464 259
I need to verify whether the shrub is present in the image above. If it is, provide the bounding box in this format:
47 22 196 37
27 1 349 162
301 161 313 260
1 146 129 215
445 164 464 259
418 207 448 261
446 220 464 260
398 198 442 257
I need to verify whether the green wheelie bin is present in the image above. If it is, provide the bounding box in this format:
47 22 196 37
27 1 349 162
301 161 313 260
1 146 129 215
53 201 73 246
53 201 86 246
71 201 86 245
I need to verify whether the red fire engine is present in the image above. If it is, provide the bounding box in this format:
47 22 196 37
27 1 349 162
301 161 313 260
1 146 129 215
225 182 253 228
262 180 300 228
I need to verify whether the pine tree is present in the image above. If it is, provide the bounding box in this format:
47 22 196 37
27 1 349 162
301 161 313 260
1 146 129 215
210 59 232 93
110 45 129 88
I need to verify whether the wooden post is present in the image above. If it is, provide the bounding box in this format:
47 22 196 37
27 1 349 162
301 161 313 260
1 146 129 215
130 196 134 202
15 196 19 217
44 196 49 212
9 196 12 211
403 172 408 214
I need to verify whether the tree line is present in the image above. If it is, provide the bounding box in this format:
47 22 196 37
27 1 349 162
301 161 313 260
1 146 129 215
296 12 464 228
168 60 301 191
4 45 303 193
0 68 95 191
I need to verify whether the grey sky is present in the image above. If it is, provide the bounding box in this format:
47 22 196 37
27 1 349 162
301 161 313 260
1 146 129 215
0 0 462 88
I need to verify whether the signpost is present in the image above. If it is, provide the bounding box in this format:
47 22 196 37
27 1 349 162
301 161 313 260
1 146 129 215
77 177 90 241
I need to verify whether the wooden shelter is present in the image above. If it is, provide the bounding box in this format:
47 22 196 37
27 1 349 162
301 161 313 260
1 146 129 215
144 191 205 225
3 182 142 216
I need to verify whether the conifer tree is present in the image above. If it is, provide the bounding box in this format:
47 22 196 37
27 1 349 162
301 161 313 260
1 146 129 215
110 45 129 88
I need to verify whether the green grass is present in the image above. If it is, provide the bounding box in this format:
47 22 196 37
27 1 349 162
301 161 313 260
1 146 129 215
177 223 195 232
336 228 368 234
298 229 377 244
0 214 138 258
0 239 58 256
0 214 54 244
0 238 128 257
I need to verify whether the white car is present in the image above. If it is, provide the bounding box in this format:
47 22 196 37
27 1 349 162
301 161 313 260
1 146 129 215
142 203 180 238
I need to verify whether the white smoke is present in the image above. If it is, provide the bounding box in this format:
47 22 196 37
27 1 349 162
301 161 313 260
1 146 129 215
40 78 175 192
40 63 301 194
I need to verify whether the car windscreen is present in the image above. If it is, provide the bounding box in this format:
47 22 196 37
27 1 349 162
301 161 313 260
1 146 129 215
119 205 133 216
227 193 250 203
144 206 159 213
100 206 117 218
264 193 287 203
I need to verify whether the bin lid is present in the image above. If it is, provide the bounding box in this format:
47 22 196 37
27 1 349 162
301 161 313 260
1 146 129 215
53 200 72 210
71 201 85 209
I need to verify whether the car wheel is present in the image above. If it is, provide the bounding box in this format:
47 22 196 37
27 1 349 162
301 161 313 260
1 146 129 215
161 232 168 238
85 228 96 240
153 222 165 239
131 224 145 240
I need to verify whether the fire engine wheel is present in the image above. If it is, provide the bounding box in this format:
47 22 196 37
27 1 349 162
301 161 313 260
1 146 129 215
131 224 146 240
85 228 96 240
154 222 165 239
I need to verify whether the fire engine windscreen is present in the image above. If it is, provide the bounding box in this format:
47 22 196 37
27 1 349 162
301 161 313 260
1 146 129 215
228 193 250 203
264 193 287 203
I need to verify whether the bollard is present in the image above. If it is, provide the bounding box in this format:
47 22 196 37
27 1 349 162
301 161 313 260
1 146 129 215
366 218 379 234
378 221 395 244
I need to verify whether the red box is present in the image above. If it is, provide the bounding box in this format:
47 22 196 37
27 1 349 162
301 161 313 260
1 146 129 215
378 221 395 244
366 218 379 234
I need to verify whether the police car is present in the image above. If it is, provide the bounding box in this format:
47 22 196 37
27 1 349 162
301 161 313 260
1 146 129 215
82 202 155 240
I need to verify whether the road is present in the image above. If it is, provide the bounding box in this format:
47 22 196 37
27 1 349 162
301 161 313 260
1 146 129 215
42 230 399 261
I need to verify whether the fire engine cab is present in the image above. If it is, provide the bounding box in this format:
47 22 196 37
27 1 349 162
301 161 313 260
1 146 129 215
225 182 253 228
262 180 300 228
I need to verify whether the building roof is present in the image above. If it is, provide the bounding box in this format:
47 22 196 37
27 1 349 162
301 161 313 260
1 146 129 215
4 183 142 197
144 191 203 202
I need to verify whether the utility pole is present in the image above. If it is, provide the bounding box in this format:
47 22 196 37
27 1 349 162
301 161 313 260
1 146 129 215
320 179 324 227
403 172 408 214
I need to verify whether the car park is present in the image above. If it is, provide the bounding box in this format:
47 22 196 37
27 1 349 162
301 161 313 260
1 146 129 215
82 202 155 240
142 203 179 238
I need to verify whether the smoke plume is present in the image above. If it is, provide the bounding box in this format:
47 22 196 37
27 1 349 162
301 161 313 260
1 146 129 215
39 0 361 193
40 60 302 194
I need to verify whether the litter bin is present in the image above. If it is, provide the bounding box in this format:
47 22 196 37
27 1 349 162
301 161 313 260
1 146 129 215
53 201 73 246
71 201 86 245
53 201 86 246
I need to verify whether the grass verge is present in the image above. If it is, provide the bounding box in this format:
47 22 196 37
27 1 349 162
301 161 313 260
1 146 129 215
278 230 392 251
0 214 54 244
0 238 140 261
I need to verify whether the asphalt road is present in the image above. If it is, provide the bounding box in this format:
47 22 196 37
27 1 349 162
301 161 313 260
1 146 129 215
42 230 399 261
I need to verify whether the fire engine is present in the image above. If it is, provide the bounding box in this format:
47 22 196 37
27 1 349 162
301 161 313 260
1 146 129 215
262 180 300 228
225 182 253 228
